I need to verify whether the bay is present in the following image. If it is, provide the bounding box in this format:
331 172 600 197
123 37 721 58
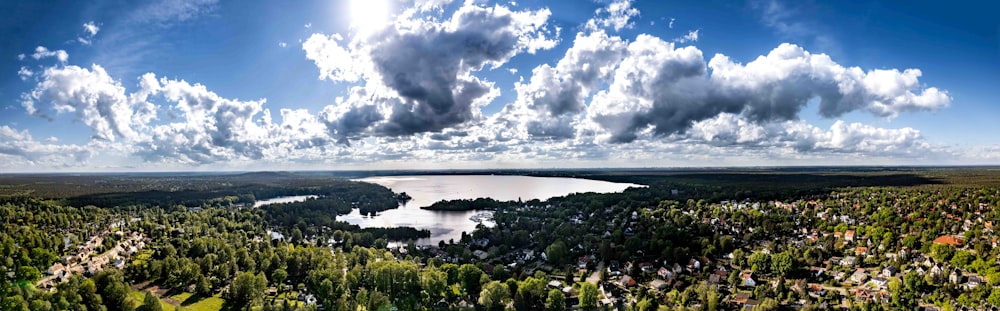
343 175 644 245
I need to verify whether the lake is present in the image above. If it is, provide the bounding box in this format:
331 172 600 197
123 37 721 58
343 175 644 245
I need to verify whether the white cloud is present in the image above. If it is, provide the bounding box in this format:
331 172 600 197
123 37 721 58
131 0 218 25
674 29 699 43
31 46 69 62
17 67 33 80
83 21 100 36
20 64 154 141
505 30 627 139
278 41 287 48
413 0 454 12
0 125 94 168
686 113 930 156
582 41 949 143
302 33 362 83
305 1 557 140
585 0 640 32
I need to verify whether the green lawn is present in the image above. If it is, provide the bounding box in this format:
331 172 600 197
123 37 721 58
129 290 225 311
178 294 225 311
129 290 176 311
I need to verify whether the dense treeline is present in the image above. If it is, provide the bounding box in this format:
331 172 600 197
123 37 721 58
423 198 509 211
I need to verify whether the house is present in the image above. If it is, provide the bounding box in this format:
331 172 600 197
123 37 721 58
851 269 868 283
855 247 868 256
929 265 944 276
650 279 669 290
949 269 964 284
842 256 858 267
845 230 856 242
808 266 826 279
807 283 826 297
687 258 701 271
47 263 65 276
639 262 655 274
620 275 637 288
708 273 722 284
828 256 842 266
732 292 752 304
472 250 489 260
741 271 756 287
657 267 673 279
933 235 964 246
966 275 984 289
547 280 562 289
869 277 888 290
882 266 899 277
577 256 590 269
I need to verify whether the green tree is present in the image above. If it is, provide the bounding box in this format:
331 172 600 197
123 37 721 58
988 288 1000 306
272 268 288 292
479 281 510 311
580 282 599 310
137 291 163 311
230 271 267 309
950 250 974 269
770 252 794 277
546 241 569 266
195 274 212 297
458 264 486 297
15 266 40 282
546 289 566 311
421 268 448 301
930 243 955 263
749 252 770 274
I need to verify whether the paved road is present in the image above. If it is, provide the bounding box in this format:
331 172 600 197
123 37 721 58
587 261 605 284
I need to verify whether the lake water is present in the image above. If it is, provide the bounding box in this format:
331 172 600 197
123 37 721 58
343 175 644 245
253 195 318 208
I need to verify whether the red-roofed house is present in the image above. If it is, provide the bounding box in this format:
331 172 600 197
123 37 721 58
933 235 964 246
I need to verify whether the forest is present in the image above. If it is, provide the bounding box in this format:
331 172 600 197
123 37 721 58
3 168 1000 310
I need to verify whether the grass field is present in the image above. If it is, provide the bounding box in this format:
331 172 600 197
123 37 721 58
129 290 176 311
130 290 225 311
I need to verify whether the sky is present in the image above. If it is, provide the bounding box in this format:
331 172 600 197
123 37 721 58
0 0 998 172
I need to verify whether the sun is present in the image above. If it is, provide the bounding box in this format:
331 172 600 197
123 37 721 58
350 0 391 35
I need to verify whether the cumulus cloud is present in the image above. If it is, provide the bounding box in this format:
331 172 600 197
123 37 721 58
505 30 627 139
20 64 155 141
78 21 100 45
686 113 930 156
83 21 100 36
18 61 339 164
585 0 640 32
413 0 455 12
674 29 698 43
304 1 557 140
585 41 950 143
134 77 334 163
17 67 33 80
31 46 68 62
0 126 94 167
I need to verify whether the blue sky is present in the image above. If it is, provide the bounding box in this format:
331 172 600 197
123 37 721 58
0 0 998 171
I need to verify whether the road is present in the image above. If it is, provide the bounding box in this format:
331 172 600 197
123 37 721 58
587 261 605 284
